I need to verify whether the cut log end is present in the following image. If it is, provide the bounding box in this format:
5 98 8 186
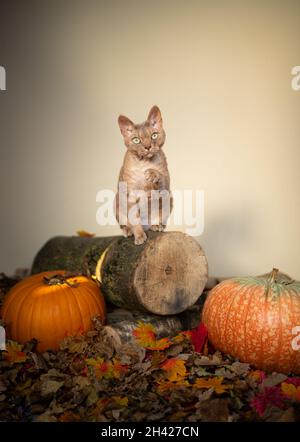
133 232 208 315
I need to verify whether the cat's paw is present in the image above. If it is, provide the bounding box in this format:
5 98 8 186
134 230 147 245
144 169 160 185
150 224 165 232
122 226 133 237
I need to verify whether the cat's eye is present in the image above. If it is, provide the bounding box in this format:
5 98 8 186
151 132 158 140
132 137 141 144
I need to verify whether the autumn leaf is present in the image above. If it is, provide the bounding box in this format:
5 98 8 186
111 358 129 379
285 377 300 387
76 230 95 237
194 377 232 394
132 322 172 350
133 322 156 345
111 396 128 407
4 341 27 364
86 357 112 379
250 386 286 417
156 378 190 394
248 370 266 384
189 323 208 353
281 383 300 402
85 357 128 380
161 358 187 382
59 412 81 422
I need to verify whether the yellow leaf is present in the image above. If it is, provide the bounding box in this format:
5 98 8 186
161 358 187 382
85 357 128 380
4 341 27 364
156 378 190 394
281 383 300 401
76 230 95 237
111 358 129 378
111 396 128 407
92 398 110 417
194 376 232 394
132 321 172 350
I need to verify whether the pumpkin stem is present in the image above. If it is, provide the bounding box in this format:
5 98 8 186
270 268 279 283
43 273 80 288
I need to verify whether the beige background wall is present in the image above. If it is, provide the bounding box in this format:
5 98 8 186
0 0 299 278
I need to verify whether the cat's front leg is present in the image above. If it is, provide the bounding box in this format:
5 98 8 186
132 224 147 245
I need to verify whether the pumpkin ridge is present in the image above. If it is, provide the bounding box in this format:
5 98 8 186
239 285 256 361
13 282 38 340
258 284 269 370
21 291 35 344
2 278 37 319
85 287 105 316
288 290 298 372
75 284 92 331
206 283 232 349
223 283 247 355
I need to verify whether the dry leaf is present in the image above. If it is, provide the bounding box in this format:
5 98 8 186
194 377 232 394
161 358 187 382
76 230 95 237
4 341 27 364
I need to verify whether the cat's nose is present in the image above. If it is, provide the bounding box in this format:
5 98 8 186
144 145 151 151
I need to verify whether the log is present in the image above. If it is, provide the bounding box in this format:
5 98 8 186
105 296 207 344
31 232 208 315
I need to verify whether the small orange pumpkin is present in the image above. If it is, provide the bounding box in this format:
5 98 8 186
1 271 106 352
202 269 300 374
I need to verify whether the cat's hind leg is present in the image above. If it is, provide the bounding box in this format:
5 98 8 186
149 224 165 232
121 226 133 237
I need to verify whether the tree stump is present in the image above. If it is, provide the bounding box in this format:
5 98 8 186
31 232 208 315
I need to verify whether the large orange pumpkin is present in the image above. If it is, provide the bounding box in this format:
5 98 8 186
202 269 300 374
1 271 106 352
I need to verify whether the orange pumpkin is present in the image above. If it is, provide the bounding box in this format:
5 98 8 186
1 271 106 353
202 269 300 374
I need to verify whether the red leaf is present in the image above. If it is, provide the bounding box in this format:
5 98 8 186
250 386 286 416
286 377 300 387
190 323 208 353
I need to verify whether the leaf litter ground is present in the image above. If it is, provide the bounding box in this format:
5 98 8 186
1 273 300 422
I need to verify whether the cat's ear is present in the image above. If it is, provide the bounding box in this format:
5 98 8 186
118 115 135 137
147 105 163 130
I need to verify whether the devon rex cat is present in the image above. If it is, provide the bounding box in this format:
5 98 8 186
115 105 172 245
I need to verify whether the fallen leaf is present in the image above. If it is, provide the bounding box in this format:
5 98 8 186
262 373 287 388
4 341 27 364
40 380 64 397
250 386 286 417
161 358 187 382
281 382 300 401
230 361 250 376
197 398 229 422
189 323 208 353
76 230 95 237
194 377 232 394
132 322 172 350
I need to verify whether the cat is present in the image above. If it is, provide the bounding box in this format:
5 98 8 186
115 105 173 245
